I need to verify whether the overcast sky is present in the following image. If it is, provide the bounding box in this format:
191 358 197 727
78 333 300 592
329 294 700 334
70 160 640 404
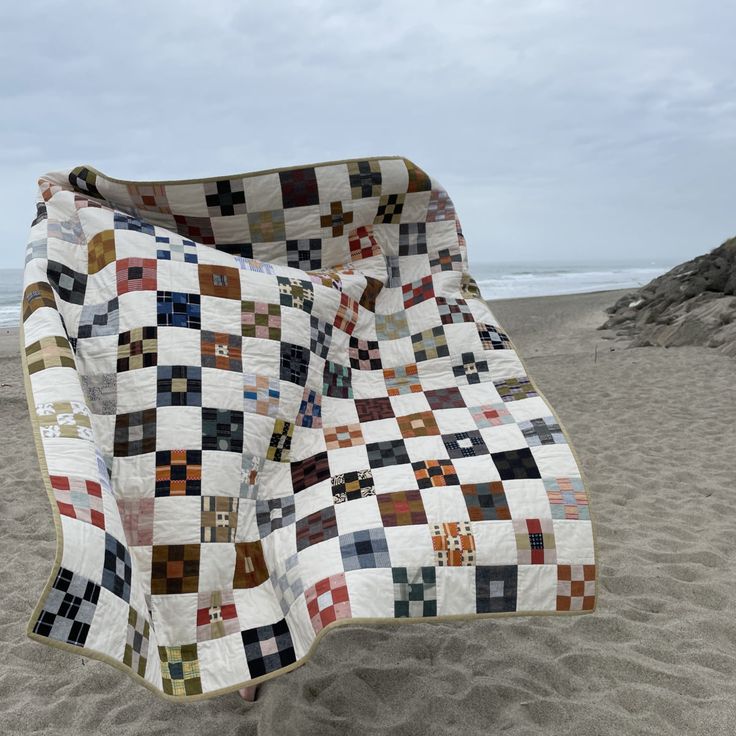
2 0 735 269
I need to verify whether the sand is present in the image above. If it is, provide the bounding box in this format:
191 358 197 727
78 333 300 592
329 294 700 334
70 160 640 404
1 288 735 735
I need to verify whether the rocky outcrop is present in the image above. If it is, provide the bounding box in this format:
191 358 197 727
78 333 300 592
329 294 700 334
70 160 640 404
599 237 736 357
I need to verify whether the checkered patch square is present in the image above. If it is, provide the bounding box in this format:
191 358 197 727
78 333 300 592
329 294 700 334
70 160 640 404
305 573 352 634
477 323 511 350
520 416 565 447
406 161 432 192
202 408 244 453
494 376 538 402
123 607 150 677
402 275 435 308
331 469 375 503
340 528 391 571
118 497 154 546
310 316 333 359
204 179 246 216
375 311 409 341
412 327 449 362
296 387 322 428
291 452 331 493
87 230 117 274
367 439 410 469
280 167 319 208
469 403 514 428
151 544 201 594
385 255 402 287
155 450 202 496
374 193 405 224
244 374 280 417
240 454 263 499
114 212 155 235
333 292 358 335
114 409 156 456
47 260 87 304
430 521 476 566
287 238 322 270
173 214 215 245
397 411 440 439
545 477 589 520
348 225 381 260
271 553 303 616
296 506 339 552
156 235 198 263
491 448 541 480
198 264 241 300
116 258 156 295
398 222 428 256
437 297 474 325
348 337 382 370
323 361 352 399
430 247 463 273
557 565 596 611
320 200 354 237
200 330 242 372
256 495 296 536
78 297 119 338
426 188 456 221
425 387 466 411
280 343 311 387
159 644 202 696
32 567 99 647
242 301 281 340
392 567 437 617
384 364 422 396
101 533 132 602
278 277 314 313
354 397 394 423
514 519 556 564
117 326 157 372
476 566 517 613
442 430 489 459
378 490 427 527
201 497 239 542
22 281 56 321
412 459 459 489
247 209 286 242
233 541 270 588
453 352 490 385
461 482 511 521
267 419 294 462
157 365 202 406
324 423 364 450
242 618 297 677
348 159 382 198
50 475 105 529
196 590 240 641
36 400 92 440
129 182 171 214
157 291 201 329
25 335 75 375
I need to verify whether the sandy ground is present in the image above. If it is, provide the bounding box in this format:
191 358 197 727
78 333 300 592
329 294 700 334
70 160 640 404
1 288 735 735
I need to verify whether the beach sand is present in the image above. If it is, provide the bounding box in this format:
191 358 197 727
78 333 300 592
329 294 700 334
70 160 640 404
1 288 734 735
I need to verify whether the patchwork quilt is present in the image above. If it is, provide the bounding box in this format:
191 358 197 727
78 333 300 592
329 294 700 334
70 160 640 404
21 157 596 700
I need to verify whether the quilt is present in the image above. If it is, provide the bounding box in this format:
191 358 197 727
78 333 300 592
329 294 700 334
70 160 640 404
21 157 596 700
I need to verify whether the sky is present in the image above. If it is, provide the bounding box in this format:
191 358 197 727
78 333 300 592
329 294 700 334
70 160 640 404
1 0 735 270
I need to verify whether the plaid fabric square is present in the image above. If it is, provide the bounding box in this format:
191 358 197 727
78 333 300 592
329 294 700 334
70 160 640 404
267 419 294 462
198 264 240 300
383 364 422 396
102 533 132 602
461 482 511 521
159 644 202 696
385 255 402 287
87 230 117 274
114 212 155 235
320 201 354 237
426 188 456 221
114 409 156 456
287 238 322 270
256 496 296 536
374 193 405 224
202 408 244 453
323 361 352 399
557 565 596 611
310 316 333 359
151 544 201 594
375 311 410 340
242 619 297 677
520 416 565 446
117 327 157 371
129 182 171 214
32 567 99 647
477 323 511 350
340 528 391 570
348 337 382 370
69 166 101 197
280 343 311 387
430 521 476 566
280 167 319 208
22 281 56 321
378 490 427 527
123 607 150 677
296 388 322 428
244 374 280 417
412 459 458 489
242 301 281 340
25 335 75 375
204 179 246 216
348 160 382 198
50 475 105 529
305 573 352 634
291 452 331 493
240 454 264 499
402 275 435 308
157 365 202 406
469 403 514 428
442 430 489 459
47 260 87 304
157 291 201 329
278 277 314 313
296 506 339 552
201 330 242 371
196 590 240 641
437 297 474 325
156 235 198 263
514 519 556 564
248 209 286 242
348 225 381 260
392 567 437 617
476 566 517 613
331 469 375 503
37 400 92 440
155 450 202 496
398 223 427 256
333 292 358 335
355 397 394 423
425 387 466 410
366 439 410 469
324 423 364 450
453 352 490 385
494 377 538 402
271 553 303 616
412 327 449 362
201 497 239 542
430 247 463 273
234 541 270 588
491 448 541 480
397 411 440 439
78 297 119 338
173 213 215 244
116 258 156 294
545 477 589 520
118 497 154 546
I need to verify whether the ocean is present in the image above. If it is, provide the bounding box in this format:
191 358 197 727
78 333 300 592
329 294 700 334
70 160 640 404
0 259 674 328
